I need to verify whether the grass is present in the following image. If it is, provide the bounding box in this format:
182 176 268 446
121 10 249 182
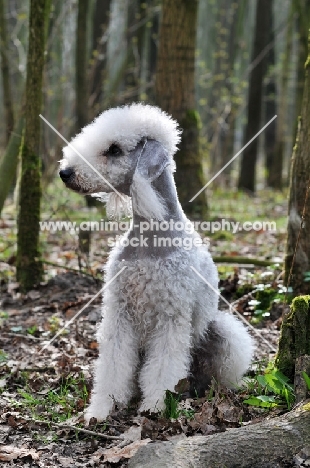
209 187 288 230
163 390 195 419
11 374 88 424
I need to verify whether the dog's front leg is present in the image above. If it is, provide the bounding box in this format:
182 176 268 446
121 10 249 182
139 317 191 413
85 312 138 423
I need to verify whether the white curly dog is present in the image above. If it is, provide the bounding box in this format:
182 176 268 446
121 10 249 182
59 103 254 422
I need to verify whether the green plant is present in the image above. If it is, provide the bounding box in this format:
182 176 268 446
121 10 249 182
163 390 195 419
303 271 310 282
243 366 294 410
26 325 38 335
14 374 88 423
33 433 59 444
0 350 8 362
302 371 310 390
249 283 293 324
0 311 9 327
48 315 68 336
18 390 41 406
163 391 180 419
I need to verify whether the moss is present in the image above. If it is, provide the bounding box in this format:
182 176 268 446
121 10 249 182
236 283 254 298
210 231 234 241
275 295 310 381
302 402 310 411
291 295 310 315
175 109 208 219
290 296 310 356
182 109 201 130
16 0 46 291
16 144 43 291
255 288 277 311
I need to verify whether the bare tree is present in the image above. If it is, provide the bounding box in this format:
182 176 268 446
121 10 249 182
89 0 111 115
16 0 49 290
0 0 14 143
155 0 207 217
264 0 280 189
238 0 270 192
76 0 89 130
285 29 310 294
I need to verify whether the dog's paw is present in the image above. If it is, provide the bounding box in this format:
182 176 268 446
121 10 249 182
139 397 165 414
84 403 111 425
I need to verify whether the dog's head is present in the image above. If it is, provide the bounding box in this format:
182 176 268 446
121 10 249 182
59 103 181 219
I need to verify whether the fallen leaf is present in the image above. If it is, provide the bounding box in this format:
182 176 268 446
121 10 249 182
0 445 39 461
122 425 142 442
217 401 242 423
89 341 98 349
0 379 7 388
58 456 74 467
103 439 151 463
7 416 18 428
28 290 41 300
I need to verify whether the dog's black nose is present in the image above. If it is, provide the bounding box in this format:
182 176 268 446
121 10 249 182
59 168 74 182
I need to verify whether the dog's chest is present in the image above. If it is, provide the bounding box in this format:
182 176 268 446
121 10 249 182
114 257 193 326
119 261 165 317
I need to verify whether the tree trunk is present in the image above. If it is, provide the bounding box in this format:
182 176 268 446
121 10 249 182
285 30 310 294
120 0 156 104
294 355 310 403
89 0 111 116
274 8 293 192
121 0 141 103
16 0 48 290
139 0 159 102
76 0 97 235
264 0 279 189
0 0 14 143
155 0 207 218
76 0 89 130
0 111 24 216
217 1 242 188
293 0 310 141
128 404 310 468
238 0 270 193
275 295 310 382
207 0 237 184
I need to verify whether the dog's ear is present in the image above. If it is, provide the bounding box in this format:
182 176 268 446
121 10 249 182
131 139 169 220
135 139 170 181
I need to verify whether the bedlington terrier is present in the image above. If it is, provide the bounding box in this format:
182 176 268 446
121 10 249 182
59 103 254 422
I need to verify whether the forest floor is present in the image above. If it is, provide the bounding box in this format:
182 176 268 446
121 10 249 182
0 185 303 467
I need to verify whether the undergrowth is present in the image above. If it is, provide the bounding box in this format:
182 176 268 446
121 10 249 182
11 374 88 423
243 364 294 410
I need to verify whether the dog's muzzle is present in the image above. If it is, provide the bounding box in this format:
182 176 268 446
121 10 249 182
59 168 74 183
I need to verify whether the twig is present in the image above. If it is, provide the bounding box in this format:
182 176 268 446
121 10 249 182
213 256 282 267
2 332 41 341
41 260 100 280
28 417 122 440
22 367 56 372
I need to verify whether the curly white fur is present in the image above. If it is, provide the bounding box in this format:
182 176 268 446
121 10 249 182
59 102 254 423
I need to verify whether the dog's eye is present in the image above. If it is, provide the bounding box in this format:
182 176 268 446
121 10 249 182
105 144 122 156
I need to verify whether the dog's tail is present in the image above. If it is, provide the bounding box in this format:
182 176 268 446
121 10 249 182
190 313 255 396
